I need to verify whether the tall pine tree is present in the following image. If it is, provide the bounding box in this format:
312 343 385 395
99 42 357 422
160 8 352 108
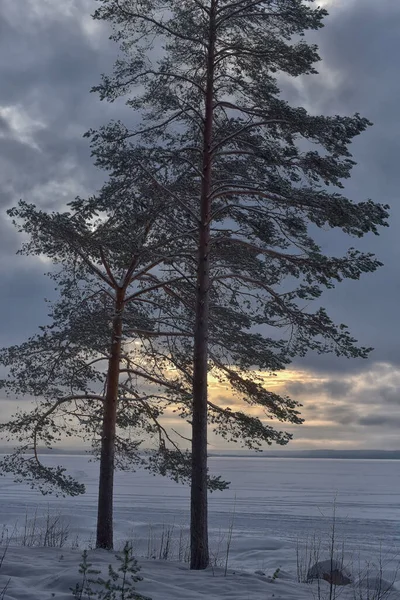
90 0 389 568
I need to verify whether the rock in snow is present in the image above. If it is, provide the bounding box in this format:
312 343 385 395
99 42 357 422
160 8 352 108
307 559 352 586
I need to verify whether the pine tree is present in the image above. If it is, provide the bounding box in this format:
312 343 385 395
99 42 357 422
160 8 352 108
93 542 151 600
0 186 201 549
71 544 151 600
89 0 389 568
71 549 101 600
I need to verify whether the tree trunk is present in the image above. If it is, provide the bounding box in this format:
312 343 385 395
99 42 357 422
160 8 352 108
190 0 217 571
96 287 125 550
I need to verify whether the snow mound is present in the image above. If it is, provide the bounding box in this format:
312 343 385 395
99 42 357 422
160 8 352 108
0 547 312 600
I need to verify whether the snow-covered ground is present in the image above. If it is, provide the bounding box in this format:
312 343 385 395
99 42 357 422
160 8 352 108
0 547 315 600
1 456 400 598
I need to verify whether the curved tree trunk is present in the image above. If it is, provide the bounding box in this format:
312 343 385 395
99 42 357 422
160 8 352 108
96 287 125 550
190 0 217 571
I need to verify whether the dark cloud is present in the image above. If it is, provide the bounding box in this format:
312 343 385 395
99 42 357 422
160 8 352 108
0 263 55 346
286 379 353 399
281 362 400 447
0 115 11 135
357 414 400 428
379 387 400 405
0 0 119 347
324 404 360 426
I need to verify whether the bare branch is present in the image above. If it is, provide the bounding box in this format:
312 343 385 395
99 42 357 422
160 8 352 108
124 275 192 303
210 119 290 153
99 246 119 289
119 368 185 392
69 244 115 288
171 428 192 443
121 387 184 453
136 161 200 223
32 394 105 464
113 1 207 45
128 328 193 337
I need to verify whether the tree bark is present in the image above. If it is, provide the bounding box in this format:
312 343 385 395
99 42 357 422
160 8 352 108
190 0 217 571
96 287 125 550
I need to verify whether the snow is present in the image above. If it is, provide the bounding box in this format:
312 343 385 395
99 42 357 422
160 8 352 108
0 547 310 600
1 456 400 599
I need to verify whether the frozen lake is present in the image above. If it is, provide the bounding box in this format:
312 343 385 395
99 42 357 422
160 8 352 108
1 455 399 570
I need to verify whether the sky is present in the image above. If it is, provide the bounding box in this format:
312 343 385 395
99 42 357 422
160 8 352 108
0 0 399 451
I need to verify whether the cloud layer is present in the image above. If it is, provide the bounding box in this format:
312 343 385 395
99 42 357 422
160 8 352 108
0 0 399 449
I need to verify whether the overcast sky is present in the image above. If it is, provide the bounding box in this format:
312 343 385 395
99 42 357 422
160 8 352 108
0 0 399 451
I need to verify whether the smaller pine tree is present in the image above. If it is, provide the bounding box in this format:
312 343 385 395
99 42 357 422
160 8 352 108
71 549 101 600
93 542 151 600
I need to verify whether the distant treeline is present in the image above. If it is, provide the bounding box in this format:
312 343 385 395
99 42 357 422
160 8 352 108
209 450 400 460
1 448 400 460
